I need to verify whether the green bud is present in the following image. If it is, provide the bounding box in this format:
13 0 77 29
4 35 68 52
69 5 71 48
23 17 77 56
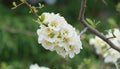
111 28 115 34
108 18 117 26
38 3 44 8
12 2 17 7
40 14 45 22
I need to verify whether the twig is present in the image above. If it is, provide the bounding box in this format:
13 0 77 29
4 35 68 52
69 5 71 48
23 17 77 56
106 32 116 40
78 0 120 52
12 2 24 9
24 0 41 21
80 27 88 37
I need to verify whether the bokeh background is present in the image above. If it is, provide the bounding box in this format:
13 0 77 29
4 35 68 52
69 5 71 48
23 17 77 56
0 0 120 69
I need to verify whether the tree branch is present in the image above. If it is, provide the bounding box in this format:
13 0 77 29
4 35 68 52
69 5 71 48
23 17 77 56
78 0 120 52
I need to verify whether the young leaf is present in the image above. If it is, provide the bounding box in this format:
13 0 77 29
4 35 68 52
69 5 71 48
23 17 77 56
86 18 96 28
96 21 101 26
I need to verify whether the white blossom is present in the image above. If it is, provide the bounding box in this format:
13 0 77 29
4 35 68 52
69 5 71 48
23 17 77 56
29 64 49 69
37 12 82 58
89 28 120 63
104 48 120 63
89 36 108 54
106 28 120 46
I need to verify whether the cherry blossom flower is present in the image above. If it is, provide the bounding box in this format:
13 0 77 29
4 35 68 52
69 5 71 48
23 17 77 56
37 12 82 58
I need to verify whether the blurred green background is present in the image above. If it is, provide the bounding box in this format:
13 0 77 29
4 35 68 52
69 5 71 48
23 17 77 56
0 0 120 69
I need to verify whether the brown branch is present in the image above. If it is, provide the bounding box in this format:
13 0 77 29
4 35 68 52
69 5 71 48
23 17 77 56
106 32 116 40
78 0 120 52
12 0 41 21
24 0 41 21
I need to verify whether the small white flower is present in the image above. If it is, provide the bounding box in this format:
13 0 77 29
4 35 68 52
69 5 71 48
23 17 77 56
89 36 106 47
37 12 82 58
54 46 67 58
89 28 120 63
89 36 108 54
104 48 120 63
30 64 49 69
106 28 120 46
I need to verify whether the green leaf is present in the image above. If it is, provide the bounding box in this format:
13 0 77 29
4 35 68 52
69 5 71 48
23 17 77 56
86 18 94 24
86 18 101 28
86 18 96 28
96 21 100 25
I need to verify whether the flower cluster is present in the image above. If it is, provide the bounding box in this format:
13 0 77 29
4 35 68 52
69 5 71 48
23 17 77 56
37 12 82 58
30 64 49 69
89 28 120 63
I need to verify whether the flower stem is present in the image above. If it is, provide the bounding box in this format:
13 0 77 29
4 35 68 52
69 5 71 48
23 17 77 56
114 62 119 69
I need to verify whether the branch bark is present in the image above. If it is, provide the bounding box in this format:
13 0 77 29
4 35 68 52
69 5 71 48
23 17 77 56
78 0 120 52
